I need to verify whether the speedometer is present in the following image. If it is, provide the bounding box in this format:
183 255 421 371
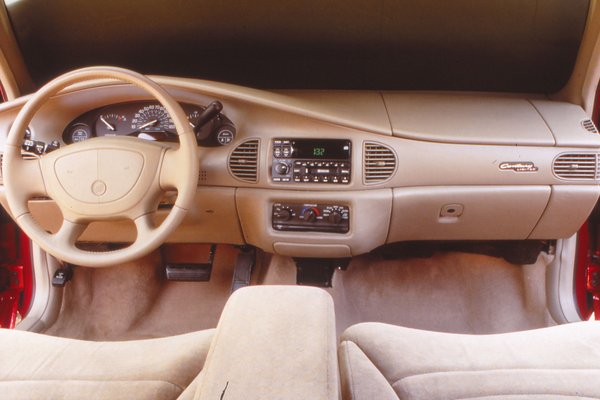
131 104 175 132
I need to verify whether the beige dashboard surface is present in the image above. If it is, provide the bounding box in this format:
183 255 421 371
0 77 599 258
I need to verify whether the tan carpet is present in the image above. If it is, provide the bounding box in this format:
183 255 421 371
44 244 239 340
44 246 554 340
260 251 555 336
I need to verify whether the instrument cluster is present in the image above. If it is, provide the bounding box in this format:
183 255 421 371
62 101 205 144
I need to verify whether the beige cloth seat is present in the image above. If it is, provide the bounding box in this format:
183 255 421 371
339 321 600 400
0 327 214 400
0 285 340 400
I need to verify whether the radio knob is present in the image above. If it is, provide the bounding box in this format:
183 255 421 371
302 208 317 222
275 162 289 175
328 211 343 224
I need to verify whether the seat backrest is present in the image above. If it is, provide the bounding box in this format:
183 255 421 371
194 285 340 400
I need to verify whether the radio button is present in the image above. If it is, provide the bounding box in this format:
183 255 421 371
274 146 282 157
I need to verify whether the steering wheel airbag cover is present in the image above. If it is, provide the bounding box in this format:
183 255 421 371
54 148 144 204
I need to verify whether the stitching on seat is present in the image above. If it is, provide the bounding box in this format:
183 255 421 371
350 338 393 384
391 367 600 386
457 395 600 400
341 341 357 400
0 379 185 391
346 339 398 399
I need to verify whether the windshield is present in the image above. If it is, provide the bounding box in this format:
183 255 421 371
4 0 589 93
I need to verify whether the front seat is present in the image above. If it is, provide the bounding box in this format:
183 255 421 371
0 285 340 400
0 326 214 400
339 321 600 399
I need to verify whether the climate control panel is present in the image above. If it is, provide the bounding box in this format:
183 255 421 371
272 203 350 233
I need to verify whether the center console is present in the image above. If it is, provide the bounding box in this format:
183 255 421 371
270 138 352 234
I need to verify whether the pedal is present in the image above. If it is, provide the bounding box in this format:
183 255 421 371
294 258 350 288
166 244 216 281
231 246 256 293
52 265 73 287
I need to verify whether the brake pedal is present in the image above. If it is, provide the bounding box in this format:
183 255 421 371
165 244 216 282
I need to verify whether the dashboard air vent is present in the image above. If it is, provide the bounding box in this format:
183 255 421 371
553 153 600 180
229 139 259 183
581 119 599 134
364 142 397 184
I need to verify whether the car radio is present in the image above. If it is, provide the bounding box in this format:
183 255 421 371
271 138 352 184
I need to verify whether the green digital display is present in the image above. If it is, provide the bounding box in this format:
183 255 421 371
313 147 325 157
288 139 351 160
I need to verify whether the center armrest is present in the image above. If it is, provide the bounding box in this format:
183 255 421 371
194 285 340 400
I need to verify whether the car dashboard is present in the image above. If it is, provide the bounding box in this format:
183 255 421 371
0 76 599 258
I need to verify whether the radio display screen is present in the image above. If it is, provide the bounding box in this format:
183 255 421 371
291 139 351 160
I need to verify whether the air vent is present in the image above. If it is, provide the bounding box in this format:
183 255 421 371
229 139 259 183
364 142 397 184
553 153 600 180
581 119 599 134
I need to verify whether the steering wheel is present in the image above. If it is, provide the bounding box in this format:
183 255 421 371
2 67 199 267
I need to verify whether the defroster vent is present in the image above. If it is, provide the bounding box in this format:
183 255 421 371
364 142 397 184
229 139 259 183
581 119 599 134
553 153 600 180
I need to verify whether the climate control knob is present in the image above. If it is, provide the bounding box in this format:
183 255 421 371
302 208 317 222
273 208 293 221
328 211 343 224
